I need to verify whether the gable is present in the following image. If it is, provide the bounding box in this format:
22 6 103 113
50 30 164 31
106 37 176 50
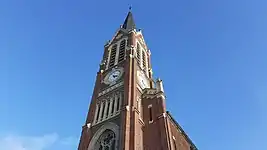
107 29 129 47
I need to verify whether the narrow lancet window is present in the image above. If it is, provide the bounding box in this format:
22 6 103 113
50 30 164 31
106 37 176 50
109 44 117 67
149 106 152 122
106 101 110 118
116 94 120 112
96 103 101 122
101 102 105 120
118 39 126 63
111 98 115 115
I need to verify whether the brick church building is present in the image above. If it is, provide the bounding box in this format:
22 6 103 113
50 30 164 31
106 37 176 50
78 10 197 150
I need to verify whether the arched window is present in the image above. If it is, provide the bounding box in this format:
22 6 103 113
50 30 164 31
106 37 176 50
116 93 120 112
94 129 116 150
118 40 126 63
106 101 110 118
96 103 101 122
101 102 106 121
111 97 115 115
88 122 119 150
109 44 117 67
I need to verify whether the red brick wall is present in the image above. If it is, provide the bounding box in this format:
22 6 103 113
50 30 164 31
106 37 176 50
142 96 170 150
168 118 191 150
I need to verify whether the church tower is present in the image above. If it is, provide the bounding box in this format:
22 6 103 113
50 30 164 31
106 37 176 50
78 10 198 150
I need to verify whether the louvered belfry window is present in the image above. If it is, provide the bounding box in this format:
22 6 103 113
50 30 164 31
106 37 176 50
109 44 117 67
142 50 147 70
118 39 126 63
136 44 141 65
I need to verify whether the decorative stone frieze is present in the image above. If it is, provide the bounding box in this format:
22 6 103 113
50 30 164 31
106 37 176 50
98 82 124 97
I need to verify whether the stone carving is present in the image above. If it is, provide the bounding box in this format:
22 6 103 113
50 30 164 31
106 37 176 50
98 82 124 97
142 88 165 99
93 91 123 126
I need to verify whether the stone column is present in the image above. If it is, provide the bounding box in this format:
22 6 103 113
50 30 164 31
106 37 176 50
93 103 99 124
114 94 118 113
98 101 104 121
118 92 122 111
103 100 109 119
109 97 114 116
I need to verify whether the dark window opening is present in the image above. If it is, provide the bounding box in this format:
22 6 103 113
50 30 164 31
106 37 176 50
149 107 152 121
106 102 110 118
111 99 115 115
96 104 101 121
116 96 120 111
109 44 117 67
101 102 105 119
118 40 126 63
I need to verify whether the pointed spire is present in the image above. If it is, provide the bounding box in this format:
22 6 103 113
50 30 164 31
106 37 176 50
122 7 136 31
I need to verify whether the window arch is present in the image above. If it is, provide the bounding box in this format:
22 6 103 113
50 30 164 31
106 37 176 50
94 129 116 150
118 39 126 63
88 122 119 150
109 44 117 67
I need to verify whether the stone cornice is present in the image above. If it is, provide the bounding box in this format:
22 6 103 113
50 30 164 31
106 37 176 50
98 81 124 97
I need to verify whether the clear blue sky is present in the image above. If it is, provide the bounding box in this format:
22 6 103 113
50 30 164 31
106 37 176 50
1 0 267 149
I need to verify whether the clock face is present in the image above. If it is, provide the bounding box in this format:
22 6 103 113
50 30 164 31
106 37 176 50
137 70 149 89
108 70 121 82
104 68 123 85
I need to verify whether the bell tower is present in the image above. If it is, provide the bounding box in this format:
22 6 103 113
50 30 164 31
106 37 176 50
78 10 198 150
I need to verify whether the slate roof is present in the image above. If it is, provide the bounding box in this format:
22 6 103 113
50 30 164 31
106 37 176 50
122 10 136 31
